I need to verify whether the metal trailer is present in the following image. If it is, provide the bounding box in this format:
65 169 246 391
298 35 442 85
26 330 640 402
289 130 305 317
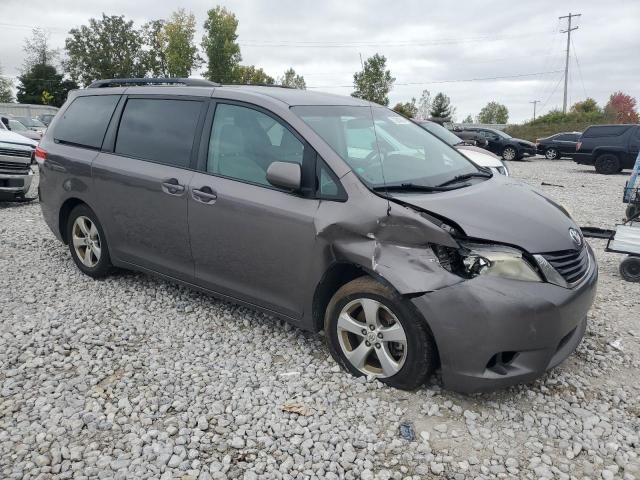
607 187 640 282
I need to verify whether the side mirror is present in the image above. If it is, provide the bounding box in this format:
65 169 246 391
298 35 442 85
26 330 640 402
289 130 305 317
266 161 301 191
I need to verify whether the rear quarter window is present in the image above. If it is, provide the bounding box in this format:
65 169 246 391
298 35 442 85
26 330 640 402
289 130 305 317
583 125 631 138
53 95 120 149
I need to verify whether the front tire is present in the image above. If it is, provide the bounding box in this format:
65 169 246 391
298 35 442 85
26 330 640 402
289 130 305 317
325 277 438 390
620 257 640 282
594 154 620 174
502 146 517 161
66 204 112 278
545 148 559 160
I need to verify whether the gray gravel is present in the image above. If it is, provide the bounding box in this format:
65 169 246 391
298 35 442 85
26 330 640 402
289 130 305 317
1 160 638 479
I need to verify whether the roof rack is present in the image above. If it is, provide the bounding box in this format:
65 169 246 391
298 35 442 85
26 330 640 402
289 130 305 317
222 83 294 89
87 78 220 88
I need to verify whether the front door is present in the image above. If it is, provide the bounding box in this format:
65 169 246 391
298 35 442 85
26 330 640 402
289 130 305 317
188 102 319 319
93 96 206 280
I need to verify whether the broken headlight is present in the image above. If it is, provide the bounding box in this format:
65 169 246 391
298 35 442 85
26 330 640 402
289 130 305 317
433 243 542 282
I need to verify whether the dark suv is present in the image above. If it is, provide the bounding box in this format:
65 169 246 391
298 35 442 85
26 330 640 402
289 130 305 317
37 78 597 392
573 124 640 174
456 127 536 161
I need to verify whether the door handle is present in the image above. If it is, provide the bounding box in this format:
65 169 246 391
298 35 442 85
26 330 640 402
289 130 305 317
192 186 217 204
161 178 185 195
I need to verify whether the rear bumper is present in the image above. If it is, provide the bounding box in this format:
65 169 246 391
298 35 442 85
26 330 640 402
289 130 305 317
0 170 33 196
519 146 537 157
411 245 598 393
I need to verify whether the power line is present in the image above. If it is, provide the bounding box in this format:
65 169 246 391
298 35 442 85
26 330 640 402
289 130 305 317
529 100 541 120
571 39 588 99
559 12 581 113
307 69 563 89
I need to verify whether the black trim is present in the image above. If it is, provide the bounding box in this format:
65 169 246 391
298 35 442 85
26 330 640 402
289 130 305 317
315 155 348 201
88 78 219 88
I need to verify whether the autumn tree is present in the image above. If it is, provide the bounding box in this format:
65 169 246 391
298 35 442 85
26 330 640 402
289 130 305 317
280 68 306 89
429 92 455 119
23 28 59 70
604 91 639 124
392 99 417 118
415 89 431 120
164 9 201 77
477 101 509 124
570 97 601 114
142 20 168 77
65 14 148 86
202 6 242 83
351 54 395 106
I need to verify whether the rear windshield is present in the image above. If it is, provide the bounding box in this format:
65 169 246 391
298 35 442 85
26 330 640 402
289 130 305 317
583 125 631 138
54 95 120 149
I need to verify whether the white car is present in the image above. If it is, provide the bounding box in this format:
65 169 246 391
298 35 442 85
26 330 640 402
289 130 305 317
419 121 510 176
0 128 37 199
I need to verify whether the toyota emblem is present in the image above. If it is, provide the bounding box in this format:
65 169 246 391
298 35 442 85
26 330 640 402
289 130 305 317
569 228 583 248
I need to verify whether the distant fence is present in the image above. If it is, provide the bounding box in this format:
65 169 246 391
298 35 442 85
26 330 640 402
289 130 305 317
0 103 59 118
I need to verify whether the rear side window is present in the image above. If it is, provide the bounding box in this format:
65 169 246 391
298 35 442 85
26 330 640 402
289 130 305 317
556 133 579 141
115 98 202 168
54 95 119 149
584 125 631 138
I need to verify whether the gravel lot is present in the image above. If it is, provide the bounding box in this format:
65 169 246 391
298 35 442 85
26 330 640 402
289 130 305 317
1 159 638 480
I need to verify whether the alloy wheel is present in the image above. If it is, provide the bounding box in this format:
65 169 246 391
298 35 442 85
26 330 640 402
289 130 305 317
503 147 516 161
72 216 101 268
336 298 408 378
545 148 558 160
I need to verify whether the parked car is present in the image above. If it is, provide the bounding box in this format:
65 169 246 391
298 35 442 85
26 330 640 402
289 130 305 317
37 78 597 392
419 121 509 175
457 127 537 161
450 127 489 147
573 124 640 174
536 132 581 160
13 116 47 134
0 128 37 199
0 115 42 141
37 113 57 127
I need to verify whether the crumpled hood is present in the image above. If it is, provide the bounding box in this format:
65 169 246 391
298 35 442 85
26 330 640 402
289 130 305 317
392 175 580 253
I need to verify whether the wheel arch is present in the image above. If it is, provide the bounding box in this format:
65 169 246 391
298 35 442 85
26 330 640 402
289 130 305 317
58 197 90 244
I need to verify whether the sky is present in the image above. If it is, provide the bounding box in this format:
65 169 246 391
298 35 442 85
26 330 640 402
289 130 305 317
1 0 639 123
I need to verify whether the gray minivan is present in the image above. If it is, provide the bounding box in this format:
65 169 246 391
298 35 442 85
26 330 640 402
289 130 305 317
37 78 598 392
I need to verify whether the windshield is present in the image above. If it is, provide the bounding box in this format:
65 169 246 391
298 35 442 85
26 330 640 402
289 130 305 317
16 117 45 128
419 122 463 146
292 106 479 188
492 129 511 139
9 120 28 131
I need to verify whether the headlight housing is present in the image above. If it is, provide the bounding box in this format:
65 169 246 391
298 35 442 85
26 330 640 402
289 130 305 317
433 242 542 282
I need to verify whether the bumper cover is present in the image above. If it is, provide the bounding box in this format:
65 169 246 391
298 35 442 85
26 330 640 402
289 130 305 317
411 246 598 393
0 170 33 195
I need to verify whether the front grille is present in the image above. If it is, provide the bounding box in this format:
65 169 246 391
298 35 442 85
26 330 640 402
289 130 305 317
0 160 30 173
541 247 589 285
0 148 32 158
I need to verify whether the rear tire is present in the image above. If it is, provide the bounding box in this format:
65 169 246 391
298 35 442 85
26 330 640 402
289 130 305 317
620 257 640 282
626 204 639 221
325 276 438 390
502 146 517 161
545 148 559 160
66 204 112 278
594 154 620 175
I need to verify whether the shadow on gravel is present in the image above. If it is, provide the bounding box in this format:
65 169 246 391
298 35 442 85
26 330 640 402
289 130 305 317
0 196 37 209
574 169 630 176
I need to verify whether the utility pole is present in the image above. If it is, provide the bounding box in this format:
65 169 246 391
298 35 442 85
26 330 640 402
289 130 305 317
529 100 540 120
559 12 581 114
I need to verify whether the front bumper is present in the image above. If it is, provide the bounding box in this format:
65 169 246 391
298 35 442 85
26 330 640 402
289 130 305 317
0 169 33 196
519 145 537 156
411 246 598 393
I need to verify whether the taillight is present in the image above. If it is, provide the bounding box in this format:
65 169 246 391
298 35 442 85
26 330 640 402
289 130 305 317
576 142 582 151
35 146 47 163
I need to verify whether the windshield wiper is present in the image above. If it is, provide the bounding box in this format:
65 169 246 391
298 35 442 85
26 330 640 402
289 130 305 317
372 182 470 193
436 171 492 188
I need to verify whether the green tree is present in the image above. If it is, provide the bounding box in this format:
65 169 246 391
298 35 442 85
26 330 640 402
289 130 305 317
164 9 201 77
202 6 242 83
429 92 455 119
570 97 601 114
17 64 78 107
65 14 148 86
280 68 306 89
392 98 417 118
233 65 274 85
23 27 59 70
0 63 13 102
142 20 168 77
415 89 431 120
351 53 395 106
477 101 508 124
462 114 474 124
